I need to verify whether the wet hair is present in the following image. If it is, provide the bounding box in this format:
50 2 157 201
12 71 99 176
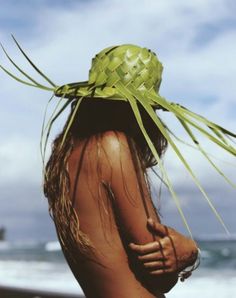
43 97 168 261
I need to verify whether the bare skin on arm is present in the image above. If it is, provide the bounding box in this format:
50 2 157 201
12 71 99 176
65 130 177 297
101 131 179 293
129 218 198 276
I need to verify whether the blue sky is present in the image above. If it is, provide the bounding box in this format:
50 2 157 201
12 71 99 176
0 0 235 241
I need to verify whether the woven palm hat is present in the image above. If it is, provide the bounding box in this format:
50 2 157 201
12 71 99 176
54 44 164 108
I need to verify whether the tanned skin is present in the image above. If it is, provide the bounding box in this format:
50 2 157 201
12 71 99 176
65 131 197 298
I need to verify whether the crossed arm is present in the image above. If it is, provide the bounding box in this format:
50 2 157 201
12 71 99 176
129 218 198 279
102 131 198 293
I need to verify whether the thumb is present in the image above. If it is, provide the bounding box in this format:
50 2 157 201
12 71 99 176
147 218 166 238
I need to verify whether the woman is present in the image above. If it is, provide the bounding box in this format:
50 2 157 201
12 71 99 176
44 97 198 297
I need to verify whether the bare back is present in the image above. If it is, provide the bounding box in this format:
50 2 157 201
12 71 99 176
65 131 165 298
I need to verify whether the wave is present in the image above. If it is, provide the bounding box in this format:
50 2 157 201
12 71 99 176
196 234 236 241
0 240 43 251
0 241 11 250
0 259 83 295
0 240 61 251
45 241 61 252
168 273 236 298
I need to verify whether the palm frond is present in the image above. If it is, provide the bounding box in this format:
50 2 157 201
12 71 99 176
147 95 236 156
40 94 56 171
11 35 56 87
41 98 71 166
0 64 41 88
0 42 53 91
178 118 236 188
115 81 193 237
167 126 236 168
132 88 230 234
60 96 84 150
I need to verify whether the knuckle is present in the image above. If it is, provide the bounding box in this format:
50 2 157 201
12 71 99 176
165 251 171 258
164 237 171 246
154 241 159 249
161 238 169 248
160 241 165 250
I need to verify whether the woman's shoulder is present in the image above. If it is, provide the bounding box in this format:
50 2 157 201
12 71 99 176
93 130 133 183
73 130 129 149
100 130 130 153
71 130 132 180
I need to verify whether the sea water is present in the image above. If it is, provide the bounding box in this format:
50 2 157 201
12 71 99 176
0 239 235 297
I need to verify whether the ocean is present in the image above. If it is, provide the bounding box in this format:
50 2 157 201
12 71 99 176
0 239 235 297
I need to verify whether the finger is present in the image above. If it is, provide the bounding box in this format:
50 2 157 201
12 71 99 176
143 261 169 270
159 236 178 269
138 251 166 262
129 241 160 254
149 268 174 275
165 235 178 267
159 235 171 249
147 218 167 238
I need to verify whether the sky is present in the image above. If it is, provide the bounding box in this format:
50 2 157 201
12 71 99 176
0 0 235 242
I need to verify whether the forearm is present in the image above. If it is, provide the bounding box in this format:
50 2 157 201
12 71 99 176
128 220 200 293
129 252 178 295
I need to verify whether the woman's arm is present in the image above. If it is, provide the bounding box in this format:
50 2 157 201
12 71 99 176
101 131 178 293
129 218 199 276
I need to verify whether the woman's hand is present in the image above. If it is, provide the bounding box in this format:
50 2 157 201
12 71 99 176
129 218 198 275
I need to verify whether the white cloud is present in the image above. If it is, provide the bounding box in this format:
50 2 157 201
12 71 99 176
0 136 42 184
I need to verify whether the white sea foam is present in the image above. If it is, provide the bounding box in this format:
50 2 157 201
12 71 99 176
45 241 61 252
0 240 41 250
167 271 236 298
0 260 83 295
200 249 212 259
0 241 10 250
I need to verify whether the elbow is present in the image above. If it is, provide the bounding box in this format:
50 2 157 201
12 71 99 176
151 273 178 294
162 274 178 293
159 282 178 294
